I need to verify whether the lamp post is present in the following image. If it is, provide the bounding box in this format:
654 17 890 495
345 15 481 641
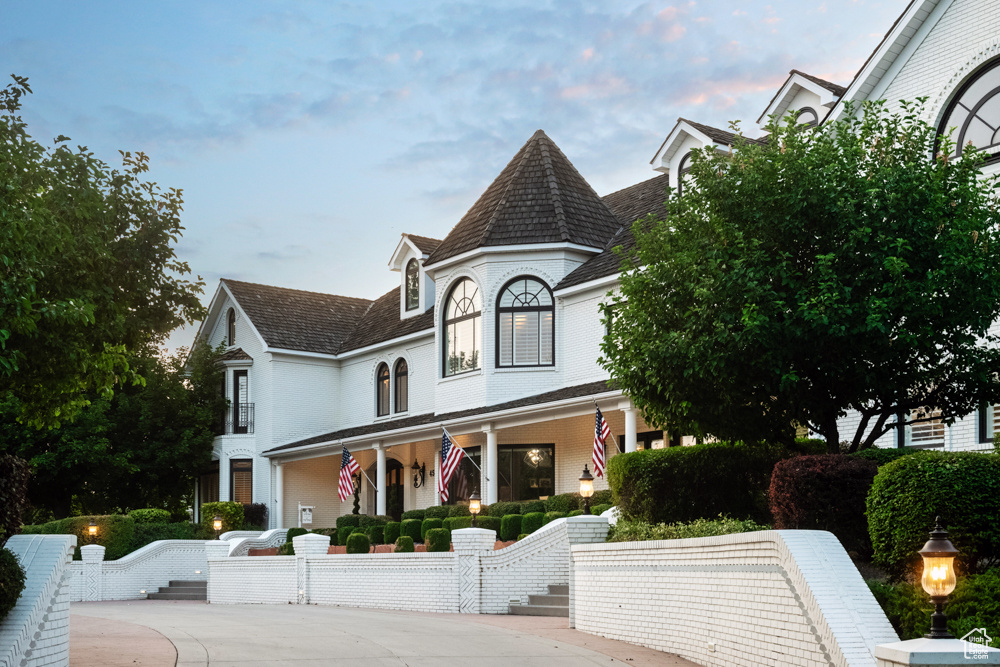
919 516 959 639
579 465 594 515
87 519 98 544
469 491 481 528
213 515 223 540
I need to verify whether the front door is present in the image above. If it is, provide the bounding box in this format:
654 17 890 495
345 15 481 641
365 459 405 521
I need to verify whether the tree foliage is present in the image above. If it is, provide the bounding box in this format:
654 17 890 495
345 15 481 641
0 75 206 429
602 100 1000 452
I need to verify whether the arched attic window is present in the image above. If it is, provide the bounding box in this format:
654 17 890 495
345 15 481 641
227 308 236 346
938 57 1000 162
376 363 390 417
443 278 481 376
394 359 408 413
496 276 554 367
677 151 693 195
795 106 818 128
405 259 420 311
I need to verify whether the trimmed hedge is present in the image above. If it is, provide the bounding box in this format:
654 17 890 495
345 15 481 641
608 440 821 525
521 500 545 514
543 511 565 524
337 526 356 546
384 521 401 545
425 528 451 552
128 522 196 553
521 512 545 535
128 509 171 524
0 547 26 622
544 493 580 513
851 448 916 468
591 504 612 516
517 533 529 541
359 514 392 528
769 454 878 555
0 455 30 544
201 502 244 535
590 489 613 506
608 516 767 543
277 542 294 556
567 510 584 518
449 504 470 517
424 506 451 520
401 519 422 543
286 527 309 542
394 536 414 552
420 518 443 541
477 516 500 534
448 516 472 530
868 451 1000 577
24 515 137 561
500 515 522 541
336 514 361 529
488 502 522 518
366 525 384 545
242 503 269 529
401 509 426 521
346 532 370 554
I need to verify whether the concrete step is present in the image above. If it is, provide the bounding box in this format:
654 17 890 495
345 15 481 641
509 604 569 617
548 584 569 596
147 591 207 600
168 580 207 588
528 594 569 606
146 580 208 601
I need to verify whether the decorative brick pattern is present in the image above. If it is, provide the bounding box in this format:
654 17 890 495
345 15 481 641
453 528 496 613
229 529 289 557
67 540 209 602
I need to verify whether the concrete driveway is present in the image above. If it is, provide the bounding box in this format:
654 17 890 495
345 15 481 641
70 600 698 667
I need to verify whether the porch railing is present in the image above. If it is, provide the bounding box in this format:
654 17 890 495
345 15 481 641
214 403 254 435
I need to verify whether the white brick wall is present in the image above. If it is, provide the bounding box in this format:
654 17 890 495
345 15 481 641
571 530 898 667
67 540 209 602
228 529 289 557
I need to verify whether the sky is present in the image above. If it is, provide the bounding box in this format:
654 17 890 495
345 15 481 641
4 0 909 350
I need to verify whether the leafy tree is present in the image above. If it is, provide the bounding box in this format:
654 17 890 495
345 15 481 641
602 100 1000 453
0 75 206 429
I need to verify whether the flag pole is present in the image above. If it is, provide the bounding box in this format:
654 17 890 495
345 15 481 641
593 398 623 453
442 426 489 481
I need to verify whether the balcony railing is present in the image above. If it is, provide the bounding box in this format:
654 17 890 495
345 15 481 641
215 403 254 435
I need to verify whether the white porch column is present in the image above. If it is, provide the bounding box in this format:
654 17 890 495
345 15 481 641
483 422 498 504
375 442 387 516
433 449 442 506
274 462 284 530
218 452 231 501
620 400 638 453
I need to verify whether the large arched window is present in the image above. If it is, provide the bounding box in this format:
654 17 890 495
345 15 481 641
394 359 408 413
938 57 1000 162
227 308 236 346
376 363 390 417
405 259 419 311
443 278 481 376
496 277 554 367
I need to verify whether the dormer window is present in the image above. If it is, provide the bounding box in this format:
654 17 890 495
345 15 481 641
496 277 554 367
938 57 1000 162
677 151 693 194
376 363 390 417
796 107 818 127
227 308 236 346
405 259 419 311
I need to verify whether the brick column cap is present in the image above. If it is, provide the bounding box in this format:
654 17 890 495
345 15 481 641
876 638 1000 664
293 533 331 556
80 544 106 562
452 527 495 553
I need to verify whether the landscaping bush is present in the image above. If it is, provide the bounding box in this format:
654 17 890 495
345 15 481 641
423 506 451 520
401 519 422 543
448 516 473 530
277 542 294 556
500 515 522 541
521 512 545 535
242 503 269 529
488 502 522 518
567 509 583 518
127 508 172 524
286 527 309 542
0 547 26 623
128 522 197 553
346 532 370 554
200 502 244 535
394 536 414 552
420 518 443 541
384 521 401 545
337 526 356 546
867 451 1000 578
477 516 500 534
34 515 136 561
517 533 529 541
608 439 821 525
336 514 361 529
366 525 384 545
520 500 545 514
543 511 566 524
359 514 392 528
425 528 451 552
590 489 614 506
851 448 916 468
401 509 426 521
591 504 612 516
769 454 878 555
544 493 580 513
0 455 30 544
449 504 470 517
607 516 768 543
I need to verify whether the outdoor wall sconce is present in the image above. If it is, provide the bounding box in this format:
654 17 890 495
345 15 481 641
213 515 223 539
469 491 481 528
920 516 959 639
88 519 98 542
579 465 595 515
411 459 426 488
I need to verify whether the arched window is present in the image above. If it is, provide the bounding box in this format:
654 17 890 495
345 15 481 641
496 277 554 367
938 57 1000 161
227 308 236 346
376 363 390 417
443 278 481 376
394 358 408 413
796 106 818 128
405 259 420 311
677 151 692 194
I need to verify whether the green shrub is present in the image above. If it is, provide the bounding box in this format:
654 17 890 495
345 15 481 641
521 512 545 534
346 532 370 554
421 518 443 541
401 518 422 543
607 516 767 543
401 509 426 521
867 451 1000 578
384 521 401 545
337 526 356 546
769 454 878 555
543 511 566 524
521 500 546 514
500 515 522 541
201 502 244 535
590 489 613 506
277 542 294 556
0 455 30 544
544 493 580 513
128 509 172 524
477 516 500 534
424 506 451 520
359 514 392 528
0 547 26 622
128 522 196 553
449 504 470 517
608 440 820 525
366 525 384 545
425 528 451 552
394 536 414 552
54 515 136 561
286 527 309 542
448 516 473 530
567 510 584 518
851 448 916 468
336 514 361 529
242 503 269 529
590 504 612 516
517 533 529 541
488 502 522 518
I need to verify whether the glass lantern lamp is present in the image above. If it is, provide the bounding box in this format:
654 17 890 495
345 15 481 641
213 515 223 539
468 491 481 528
88 519 98 542
579 465 595 515
919 516 959 639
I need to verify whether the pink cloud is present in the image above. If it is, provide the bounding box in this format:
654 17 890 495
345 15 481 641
581 47 596 62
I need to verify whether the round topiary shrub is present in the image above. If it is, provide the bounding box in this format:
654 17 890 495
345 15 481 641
401 509 426 522
449 504 470 517
521 512 545 535
488 502 522 518
128 508 172 524
517 533 529 541
421 518 443 541
286 527 309 542
336 514 361 529
401 518 422 543
566 509 584 518
521 500 545 514
590 489 614 506
543 511 566 524
769 454 878 555
383 521 401 545
0 547 26 623
544 493 580 514
366 525 384 545
477 516 500 534
346 532 370 554
590 504 613 516
337 526 356 546
359 514 392 528
867 451 1000 578
425 528 451 552
424 506 450 520
448 516 473 530
500 514 522 541
394 536 414 553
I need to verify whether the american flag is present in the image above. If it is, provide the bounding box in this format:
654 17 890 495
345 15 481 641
437 428 466 503
593 407 611 478
338 446 360 502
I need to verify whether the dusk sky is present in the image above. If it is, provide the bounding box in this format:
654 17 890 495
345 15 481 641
4 1 908 350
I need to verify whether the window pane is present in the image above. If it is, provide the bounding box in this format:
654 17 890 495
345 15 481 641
405 261 419 310
513 312 539 365
232 460 252 504
540 312 553 364
499 313 513 366
395 369 407 412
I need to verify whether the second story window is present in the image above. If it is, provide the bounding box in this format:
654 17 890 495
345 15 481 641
394 359 408 412
376 363 390 417
444 278 481 376
496 277 554 367
405 259 419 311
227 308 236 346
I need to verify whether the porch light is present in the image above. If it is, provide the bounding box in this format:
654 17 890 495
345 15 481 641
469 491 481 528
579 465 594 515
213 515 223 539
919 516 959 639
411 459 426 488
88 519 98 540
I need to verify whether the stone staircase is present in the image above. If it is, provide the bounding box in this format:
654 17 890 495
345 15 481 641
147 580 207 601
508 584 569 617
